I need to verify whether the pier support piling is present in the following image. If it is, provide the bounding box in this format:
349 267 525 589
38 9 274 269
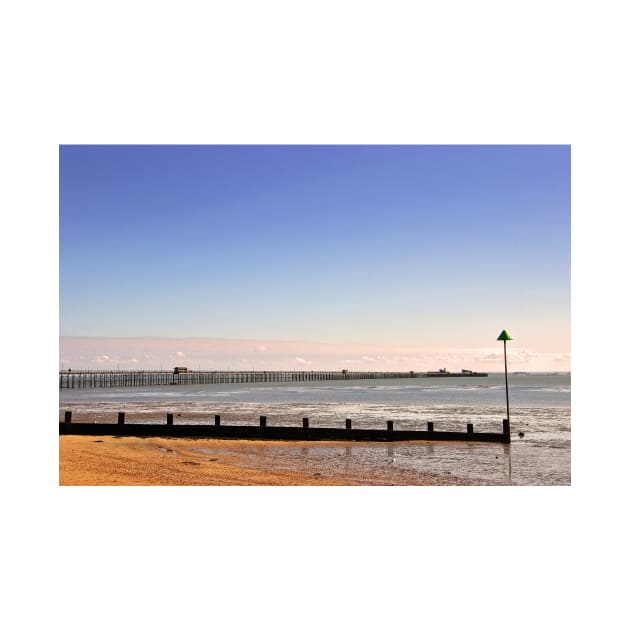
167 413 173 425
467 423 473 435
346 419 352 430
428 421 434 432
260 416 267 427
118 412 125 425
64 411 72 424
387 420 394 431
215 415 221 427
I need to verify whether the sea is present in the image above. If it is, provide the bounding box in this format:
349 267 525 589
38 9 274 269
59 372 570 485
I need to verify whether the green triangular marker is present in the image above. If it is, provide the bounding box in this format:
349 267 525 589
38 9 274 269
497 330 513 341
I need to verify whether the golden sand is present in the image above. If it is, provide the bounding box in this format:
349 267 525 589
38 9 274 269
59 435 462 486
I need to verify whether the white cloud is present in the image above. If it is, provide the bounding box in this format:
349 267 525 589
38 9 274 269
478 348 539 364
512 350 539 364
92 354 112 364
478 352 503 363
59 337 570 372
553 353 571 364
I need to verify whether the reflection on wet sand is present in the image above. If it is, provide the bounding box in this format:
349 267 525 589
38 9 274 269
504 444 512 482
188 439 548 485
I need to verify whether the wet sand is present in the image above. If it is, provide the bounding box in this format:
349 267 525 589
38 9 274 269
59 435 466 486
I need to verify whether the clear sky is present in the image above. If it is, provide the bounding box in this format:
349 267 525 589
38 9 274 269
59 145 570 371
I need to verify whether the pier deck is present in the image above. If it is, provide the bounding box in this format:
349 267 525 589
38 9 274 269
59 369 487 389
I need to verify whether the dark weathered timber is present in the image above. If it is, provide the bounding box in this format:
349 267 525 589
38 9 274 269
58 370 422 389
59 421 511 443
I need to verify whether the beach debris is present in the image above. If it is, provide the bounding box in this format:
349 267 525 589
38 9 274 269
93 440 104 443
518 431 525 438
180 461 200 465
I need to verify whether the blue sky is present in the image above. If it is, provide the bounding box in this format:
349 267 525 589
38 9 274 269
59 145 570 369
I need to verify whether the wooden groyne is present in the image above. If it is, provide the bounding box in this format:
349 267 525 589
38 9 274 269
59 412 511 443
59 370 419 389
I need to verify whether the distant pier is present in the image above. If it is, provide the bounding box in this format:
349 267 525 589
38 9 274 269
59 369 487 389
59 369 419 389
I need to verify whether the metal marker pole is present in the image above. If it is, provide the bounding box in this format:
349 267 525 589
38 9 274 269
497 330 513 438
503 339 510 422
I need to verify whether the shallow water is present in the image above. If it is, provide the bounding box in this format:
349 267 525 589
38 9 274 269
59 374 570 485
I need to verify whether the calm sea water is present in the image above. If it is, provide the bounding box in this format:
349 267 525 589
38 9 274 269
59 373 570 485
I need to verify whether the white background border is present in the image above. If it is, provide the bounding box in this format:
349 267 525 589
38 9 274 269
3 1 628 628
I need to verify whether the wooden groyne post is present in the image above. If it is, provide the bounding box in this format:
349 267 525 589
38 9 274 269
59 411 511 443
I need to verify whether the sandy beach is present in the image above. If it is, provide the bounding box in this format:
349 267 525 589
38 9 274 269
59 435 467 486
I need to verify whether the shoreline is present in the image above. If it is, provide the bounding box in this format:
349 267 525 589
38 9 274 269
59 435 471 486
